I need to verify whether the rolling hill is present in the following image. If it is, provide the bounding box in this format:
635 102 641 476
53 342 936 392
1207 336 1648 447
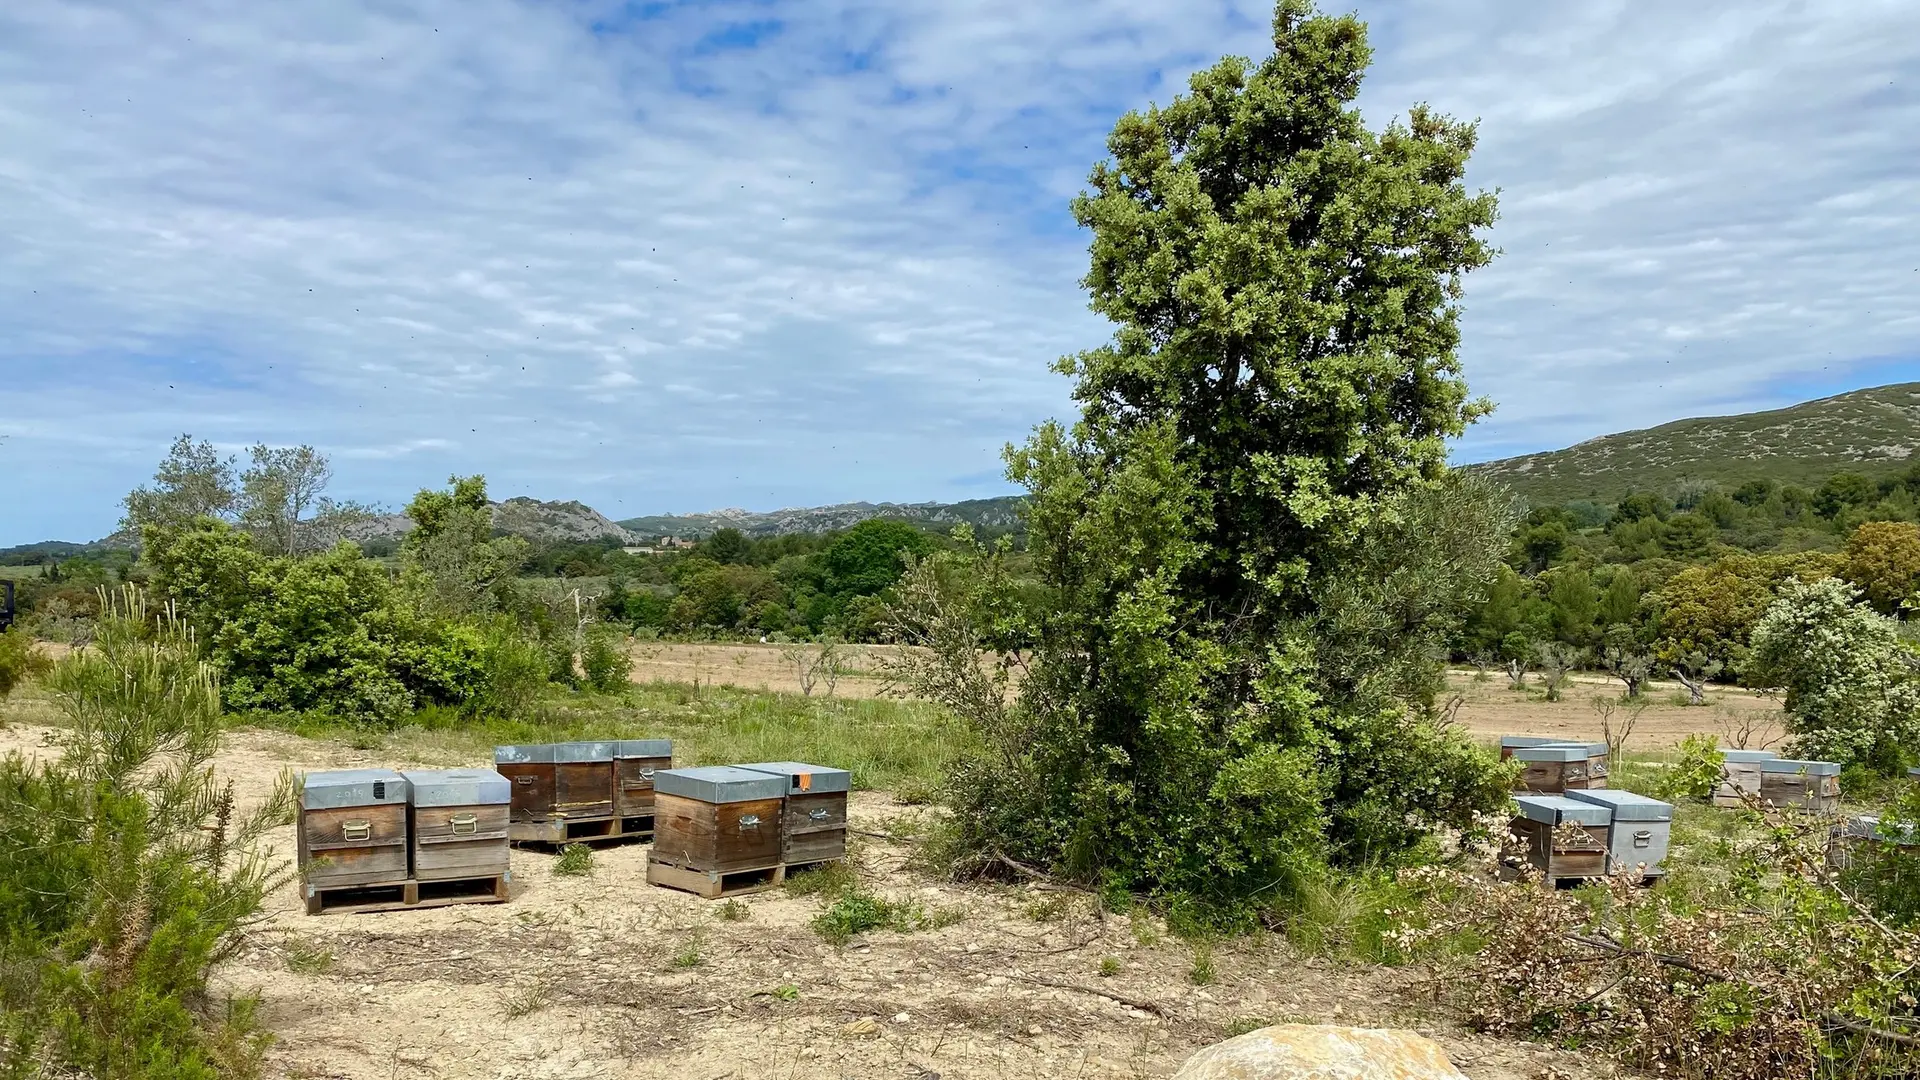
618 497 1025 539
1465 383 1920 504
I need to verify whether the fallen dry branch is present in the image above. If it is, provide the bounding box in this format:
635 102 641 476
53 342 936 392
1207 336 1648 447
1003 971 1173 1018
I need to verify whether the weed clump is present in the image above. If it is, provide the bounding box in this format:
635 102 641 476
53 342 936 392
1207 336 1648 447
552 843 593 877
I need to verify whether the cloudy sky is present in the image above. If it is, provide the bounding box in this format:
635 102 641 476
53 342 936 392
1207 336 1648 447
2 0 1917 544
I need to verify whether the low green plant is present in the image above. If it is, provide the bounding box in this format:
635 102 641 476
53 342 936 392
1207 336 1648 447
503 983 549 1019
772 984 800 1002
0 626 53 709
552 843 594 877
670 936 704 969
1097 956 1122 978
1188 943 1217 986
1224 1016 1270 1038
784 860 859 899
717 898 751 922
282 937 336 975
811 889 960 947
1024 894 1072 922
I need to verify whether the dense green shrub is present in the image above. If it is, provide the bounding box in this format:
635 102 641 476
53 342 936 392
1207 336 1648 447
580 624 632 692
0 595 288 1078
0 626 52 706
1748 577 1920 774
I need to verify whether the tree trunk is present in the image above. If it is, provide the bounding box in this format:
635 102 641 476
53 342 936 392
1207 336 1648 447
1673 668 1706 706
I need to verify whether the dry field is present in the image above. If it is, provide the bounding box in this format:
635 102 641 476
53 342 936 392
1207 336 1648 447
0 720 1628 1080
627 641 1784 751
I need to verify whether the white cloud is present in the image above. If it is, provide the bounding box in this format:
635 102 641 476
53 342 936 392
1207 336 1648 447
0 0 1916 542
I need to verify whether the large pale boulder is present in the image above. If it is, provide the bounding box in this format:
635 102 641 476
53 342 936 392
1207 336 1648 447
1173 1024 1471 1080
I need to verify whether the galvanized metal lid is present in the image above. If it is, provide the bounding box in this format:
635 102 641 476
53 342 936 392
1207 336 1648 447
1909 767 1919 780
554 741 616 763
402 768 511 807
1514 794 1613 827
654 765 790 804
1721 749 1779 763
1511 745 1588 763
495 744 554 764
1500 735 1569 749
1551 741 1610 758
737 761 852 794
1565 788 1673 822
301 768 409 810
1843 815 1918 844
615 739 674 759
1761 758 1841 776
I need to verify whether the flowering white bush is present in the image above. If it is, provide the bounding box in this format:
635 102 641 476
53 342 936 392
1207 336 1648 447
1747 577 1920 772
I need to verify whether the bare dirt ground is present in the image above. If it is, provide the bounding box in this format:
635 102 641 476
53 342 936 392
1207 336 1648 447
626 641 1784 751
627 641 895 699
0 719 1630 1080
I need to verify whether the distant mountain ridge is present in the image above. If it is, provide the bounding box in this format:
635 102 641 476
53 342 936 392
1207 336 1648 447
1465 383 1920 504
618 497 1026 539
338 497 641 545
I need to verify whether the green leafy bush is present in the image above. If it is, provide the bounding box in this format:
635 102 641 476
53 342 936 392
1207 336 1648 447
1659 735 1726 801
0 593 290 1078
811 889 958 947
1748 577 1920 774
0 626 52 707
581 624 632 692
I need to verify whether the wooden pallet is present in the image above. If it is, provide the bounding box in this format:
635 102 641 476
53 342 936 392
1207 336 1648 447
304 872 511 916
645 855 784 899
509 814 654 847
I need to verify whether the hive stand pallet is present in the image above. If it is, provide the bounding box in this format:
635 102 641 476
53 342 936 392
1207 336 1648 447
509 814 654 847
304 873 510 916
783 857 846 877
646 855 784 899
1496 862 1603 890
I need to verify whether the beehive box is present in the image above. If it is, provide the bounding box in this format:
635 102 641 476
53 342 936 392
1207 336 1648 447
298 769 411 892
1711 748 1779 807
1510 795 1612 884
1829 814 1920 872
1499 735 1572 760
402 769 512 883
1568 788 1674 878
494 742 616 842
1512 743 1609 793
739 761 851 865
614 739 674 821
648 766 790 897
1759 758 1841 811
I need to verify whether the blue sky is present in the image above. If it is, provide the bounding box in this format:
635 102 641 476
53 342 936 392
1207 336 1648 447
1 0 1917 544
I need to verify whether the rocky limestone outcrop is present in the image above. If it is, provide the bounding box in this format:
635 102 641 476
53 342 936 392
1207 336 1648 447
1172 1024 1471 1080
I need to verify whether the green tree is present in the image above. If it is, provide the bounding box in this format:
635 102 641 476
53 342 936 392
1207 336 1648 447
402 476 529 617
1659 511 1717 557
892 0 1507 912
1816 472 1878 518
701 527 750 565
1545 568 1599 646
119 434 237 534
1597 568 1642 628
1841 520 1920 616
823 520 935 599
1748 577 1920 774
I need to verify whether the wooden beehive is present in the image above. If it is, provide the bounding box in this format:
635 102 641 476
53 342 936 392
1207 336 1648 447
402 769 512 883
495 741 616 842
1509 795 1611 884
1711 748 1779 807
1511 743 1609 793
1567 788 1674 878
1829 814 1920 874
614 739 674 821
651 766 789 874
298 769 410 893
1759 758 1841 811
739 761 851 865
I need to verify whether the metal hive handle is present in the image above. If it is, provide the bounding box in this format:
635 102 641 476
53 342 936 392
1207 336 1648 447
451 813 478 836
738 814 762 828
809 809 831 821
342 820 372 842
638 768 655 780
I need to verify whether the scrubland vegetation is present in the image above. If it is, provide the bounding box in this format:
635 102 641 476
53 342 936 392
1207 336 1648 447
1 1 1917 1077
